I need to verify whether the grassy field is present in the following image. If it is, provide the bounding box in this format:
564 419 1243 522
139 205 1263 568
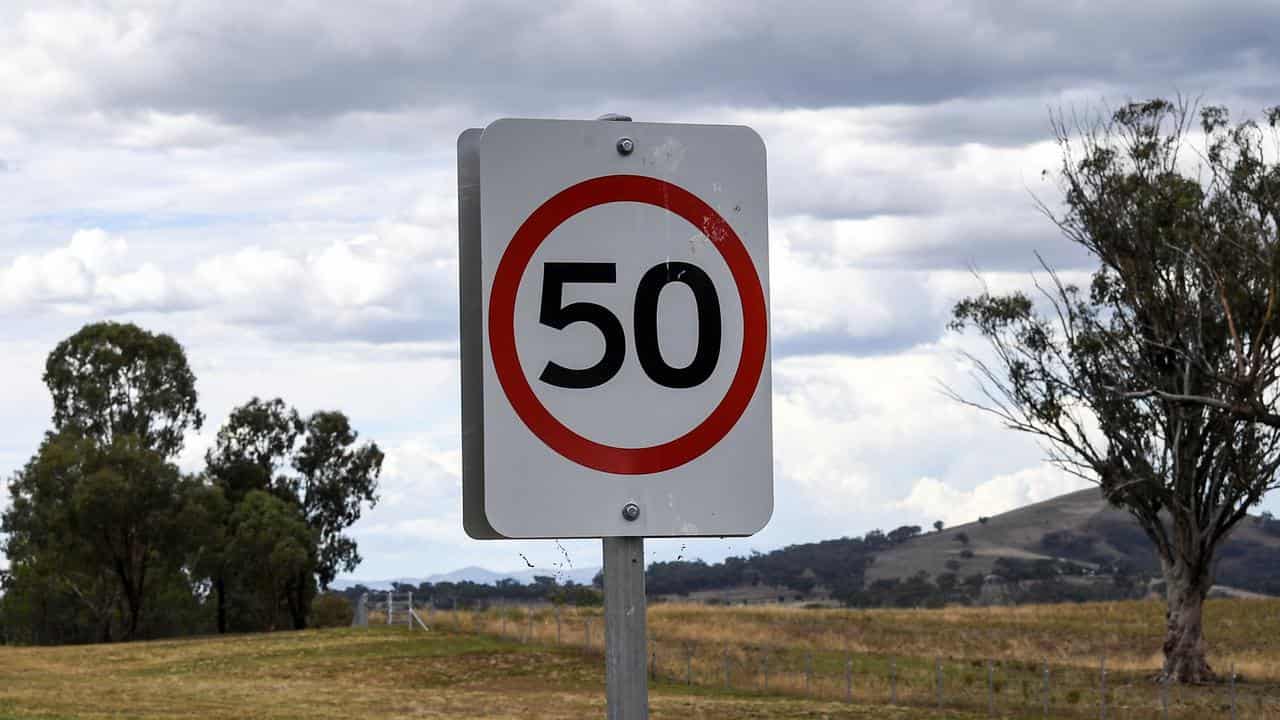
453 598 1280 718
0 624 970 720
1 599 1276 719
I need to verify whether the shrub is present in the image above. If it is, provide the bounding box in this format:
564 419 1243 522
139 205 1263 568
308 593 354 628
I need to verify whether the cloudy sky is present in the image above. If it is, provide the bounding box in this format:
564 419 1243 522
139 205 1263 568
2 1 1279 581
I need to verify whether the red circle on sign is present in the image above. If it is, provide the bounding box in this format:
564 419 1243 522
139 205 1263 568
489 174 768 475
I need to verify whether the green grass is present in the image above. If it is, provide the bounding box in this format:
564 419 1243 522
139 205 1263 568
0 625 978 719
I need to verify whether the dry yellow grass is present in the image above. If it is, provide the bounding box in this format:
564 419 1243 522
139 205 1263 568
444 598 1280 718
3 599 1277 718
0 624 975 720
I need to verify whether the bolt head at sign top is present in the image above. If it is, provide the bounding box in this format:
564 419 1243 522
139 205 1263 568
458 118 772 539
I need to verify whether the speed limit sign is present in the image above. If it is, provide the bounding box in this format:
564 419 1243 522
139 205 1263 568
459 118 772 539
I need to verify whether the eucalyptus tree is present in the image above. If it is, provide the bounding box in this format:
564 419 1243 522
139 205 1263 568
203 397 303 632
205 398 382 630
42 321 203 458
3 322 203 640
949 99 1280 683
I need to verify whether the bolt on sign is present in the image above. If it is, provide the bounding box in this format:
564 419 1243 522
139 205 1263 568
458 118 772 539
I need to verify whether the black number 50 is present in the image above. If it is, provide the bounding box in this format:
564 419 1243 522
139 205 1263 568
538 261 721 389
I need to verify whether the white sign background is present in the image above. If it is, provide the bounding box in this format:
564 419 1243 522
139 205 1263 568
472 119 772 539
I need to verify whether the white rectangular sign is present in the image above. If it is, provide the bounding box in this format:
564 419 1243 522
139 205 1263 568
459 118 771 539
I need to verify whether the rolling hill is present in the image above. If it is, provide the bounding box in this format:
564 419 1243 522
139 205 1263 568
866 488 1280 595
647 487 1280 605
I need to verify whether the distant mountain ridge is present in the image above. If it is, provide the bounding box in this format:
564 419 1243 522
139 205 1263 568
333 565 600 591
334 489 1280 603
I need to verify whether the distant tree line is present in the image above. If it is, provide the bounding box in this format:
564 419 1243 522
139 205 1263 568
0 323 381 645
645 525 921 601
335 575 603 609
644 522 1163 610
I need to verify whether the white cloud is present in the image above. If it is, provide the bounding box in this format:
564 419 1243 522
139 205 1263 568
350 435 465 547
114 111 239 150
0 229 155 310
898 465 1091 527
772 350 1024 511
184 218 457 341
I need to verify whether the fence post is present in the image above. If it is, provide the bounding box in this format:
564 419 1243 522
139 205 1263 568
1043 659 1050 718
890 657 898 705
407 591 414 630
805 652 813 695
352 593 368 627
1230 662 1237 720
386 591 392 625
987 660 995 718
845 656 852 703
1161 677 1169 720
935 657 942 709
723 647 730 689
1099 656 1107 720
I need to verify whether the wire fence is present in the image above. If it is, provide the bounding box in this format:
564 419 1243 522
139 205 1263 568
375 605 1280 720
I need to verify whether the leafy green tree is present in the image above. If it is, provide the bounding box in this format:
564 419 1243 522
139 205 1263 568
205 398 382 630
3 432 194 640
203 398 302 632
3 433 119 643
948 99 1280 683
223 491 315 630
43 321 203 458
205 398 303 505
289 411 383 597
3 322 203 642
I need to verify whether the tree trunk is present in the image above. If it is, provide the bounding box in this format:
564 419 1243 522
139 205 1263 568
125 596 142 640
114 559 143 641
1161 565 1213 683
215 576 227 634
287 574 308 630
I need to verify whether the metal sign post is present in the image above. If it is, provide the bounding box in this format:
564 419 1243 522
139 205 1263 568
458 115 770 720
604 536 647 719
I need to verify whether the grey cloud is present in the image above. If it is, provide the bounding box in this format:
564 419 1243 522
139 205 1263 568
242 303 458 346
26 1 1280 134
774 326 940 359
828 218 1091 272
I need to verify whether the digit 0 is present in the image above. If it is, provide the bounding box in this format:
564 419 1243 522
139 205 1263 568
634 262 721 389
537 261 721 389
